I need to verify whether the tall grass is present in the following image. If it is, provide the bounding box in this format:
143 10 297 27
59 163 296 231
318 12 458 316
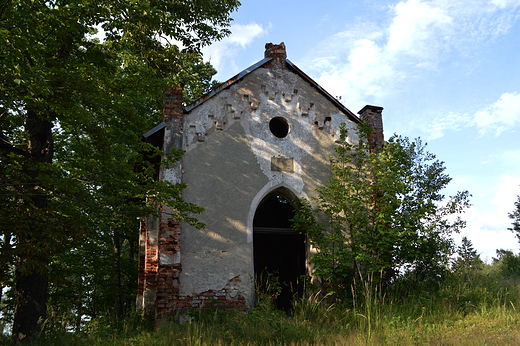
5 273 520 346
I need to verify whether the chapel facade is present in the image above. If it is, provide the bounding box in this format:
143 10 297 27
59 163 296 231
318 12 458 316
136 43 384 320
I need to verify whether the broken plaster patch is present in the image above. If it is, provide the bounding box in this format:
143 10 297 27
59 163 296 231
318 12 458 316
162 162 182 184
180 251 249 298
183 90 243 152
332 114 358 144
245 71 320 195
160 251 180 265
271 157 294 172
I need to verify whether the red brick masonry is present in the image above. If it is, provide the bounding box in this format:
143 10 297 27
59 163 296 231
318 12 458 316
138 219 247 320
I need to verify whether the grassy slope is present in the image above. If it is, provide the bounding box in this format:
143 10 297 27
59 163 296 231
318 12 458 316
17 275 520 346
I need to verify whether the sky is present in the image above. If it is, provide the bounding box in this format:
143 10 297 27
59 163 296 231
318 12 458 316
200 0 520 261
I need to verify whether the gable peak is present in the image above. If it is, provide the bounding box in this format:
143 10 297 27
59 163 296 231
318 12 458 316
264 42 286 69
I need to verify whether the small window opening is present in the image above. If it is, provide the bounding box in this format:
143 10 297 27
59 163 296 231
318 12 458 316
269 117 289 138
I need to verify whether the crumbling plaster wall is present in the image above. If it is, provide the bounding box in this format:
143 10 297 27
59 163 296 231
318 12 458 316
158 66 359 309
180 122 267 308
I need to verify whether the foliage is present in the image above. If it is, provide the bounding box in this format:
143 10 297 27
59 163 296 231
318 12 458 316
5 256 520 345
509 193 520 241
6 272 520 346
0 0 240 341
452 237 483 280
254 271 283 313
492 249 520 279
0 0 237 275
292 122 471 297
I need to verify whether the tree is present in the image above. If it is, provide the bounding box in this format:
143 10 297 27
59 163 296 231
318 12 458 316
292 123 470 296
452 237 483 281
492 249 520 278
1 0 239 342
509 193 520 240
41 69 220 334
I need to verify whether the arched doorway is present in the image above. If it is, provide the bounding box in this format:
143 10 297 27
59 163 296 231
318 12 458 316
253 191 306 311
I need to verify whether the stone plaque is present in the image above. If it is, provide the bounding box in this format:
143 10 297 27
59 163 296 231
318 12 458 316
271 157 294 172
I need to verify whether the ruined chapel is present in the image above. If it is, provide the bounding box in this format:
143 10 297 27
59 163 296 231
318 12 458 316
137 43 384 320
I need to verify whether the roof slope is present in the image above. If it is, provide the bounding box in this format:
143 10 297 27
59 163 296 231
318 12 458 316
145 45 362 140
184 57 361 124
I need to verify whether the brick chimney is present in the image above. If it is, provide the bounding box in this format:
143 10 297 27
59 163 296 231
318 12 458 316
163 87 184 149
163 87 183 123
264 42 287 70
358 105 384 152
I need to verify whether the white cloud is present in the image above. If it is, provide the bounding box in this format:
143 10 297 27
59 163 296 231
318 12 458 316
473 92 520 136
421 91 520 139
300 0 520 112
223 23 268 48
386 0 452 61
457 174 520 259
427 112 472 140
315 38 392 109
492 0 520 10
493 175 520 217
455 227 517 261
481 150 520 167
302 0 457 110
501 150 520 165
202 22 269 75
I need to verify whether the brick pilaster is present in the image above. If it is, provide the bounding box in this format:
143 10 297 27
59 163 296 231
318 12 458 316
163 88 183 123
358 105 384 152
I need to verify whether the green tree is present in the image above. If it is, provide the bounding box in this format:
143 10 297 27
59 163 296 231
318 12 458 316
492 249 520 278
509 193 520 240
0 0 239 342
454 237 482 269
292 123 470 296
452 237 483 282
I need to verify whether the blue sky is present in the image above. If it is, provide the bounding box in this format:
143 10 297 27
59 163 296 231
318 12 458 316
201 0 520 260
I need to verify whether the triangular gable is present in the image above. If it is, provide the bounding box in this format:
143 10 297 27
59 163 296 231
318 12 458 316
184 58 361 124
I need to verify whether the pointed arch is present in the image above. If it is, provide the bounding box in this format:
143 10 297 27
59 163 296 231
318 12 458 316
249 183 309 311
247 182 308 243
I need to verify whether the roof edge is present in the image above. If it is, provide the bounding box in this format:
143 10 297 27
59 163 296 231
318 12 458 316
182 56 362 125
143 121 166 139
358 105 384 115
285 59 361 123
184 58 272 113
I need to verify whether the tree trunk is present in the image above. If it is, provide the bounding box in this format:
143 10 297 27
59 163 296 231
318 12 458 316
0 231 10 308
12 107 53 343
113 229 123 323
12 269 49 342
125 234 136 315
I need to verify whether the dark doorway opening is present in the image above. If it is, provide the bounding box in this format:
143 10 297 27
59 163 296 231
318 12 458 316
253 193 306 311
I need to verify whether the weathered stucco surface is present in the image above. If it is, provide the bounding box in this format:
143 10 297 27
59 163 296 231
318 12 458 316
136 43 383 319
176 66 358 307
180 121 268 307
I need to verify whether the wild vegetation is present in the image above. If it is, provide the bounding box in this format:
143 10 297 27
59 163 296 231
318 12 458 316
2 249 520 345
0 0 239 342
2 120 520 345
2 0 520 344
292 123 470 298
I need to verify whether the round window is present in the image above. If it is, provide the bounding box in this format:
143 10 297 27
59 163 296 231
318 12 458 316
269 117 289 138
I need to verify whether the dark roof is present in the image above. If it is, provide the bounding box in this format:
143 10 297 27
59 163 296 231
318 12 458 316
143 121 166 139
358 105 384 114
